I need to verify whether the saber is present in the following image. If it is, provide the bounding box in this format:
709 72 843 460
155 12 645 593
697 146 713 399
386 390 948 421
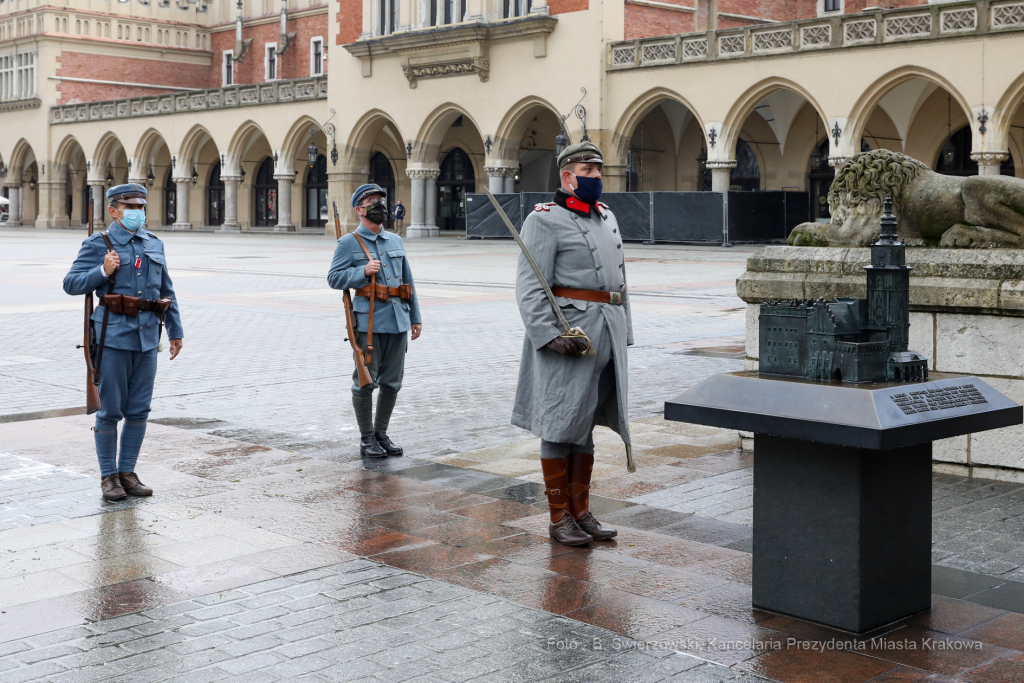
483 188 595 357
485 190 634 472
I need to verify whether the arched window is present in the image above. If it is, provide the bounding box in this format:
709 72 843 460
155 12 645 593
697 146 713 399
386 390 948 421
368 151 395 231
207 162 224 226
304 154 327 228
436 147 474 231
164 169 176 226
936 126 1015 177
730 140 761 191
254 157 277 227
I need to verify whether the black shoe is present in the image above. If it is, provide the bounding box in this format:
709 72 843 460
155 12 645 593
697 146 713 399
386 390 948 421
360 435 387 458
374 432 404 457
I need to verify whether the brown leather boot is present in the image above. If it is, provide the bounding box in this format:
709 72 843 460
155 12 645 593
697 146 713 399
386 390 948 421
118 472 153 497
568 453 617 541
541 458 592 546
101 474 127 501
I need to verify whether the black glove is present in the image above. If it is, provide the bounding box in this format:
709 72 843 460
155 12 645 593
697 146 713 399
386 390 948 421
546 335 588 358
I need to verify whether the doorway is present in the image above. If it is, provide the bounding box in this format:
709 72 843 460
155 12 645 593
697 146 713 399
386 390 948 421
436 147 474 231
254 157 277 227
368 151 396 232
305 154 327 229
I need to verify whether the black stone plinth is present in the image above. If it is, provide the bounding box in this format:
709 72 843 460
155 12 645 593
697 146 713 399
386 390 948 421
664 371 1022 633
752 434 931 633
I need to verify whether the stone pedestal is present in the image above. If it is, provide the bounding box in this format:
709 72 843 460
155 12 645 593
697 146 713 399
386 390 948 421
737 246 1024 480
36 180 70 229
405 168 439 238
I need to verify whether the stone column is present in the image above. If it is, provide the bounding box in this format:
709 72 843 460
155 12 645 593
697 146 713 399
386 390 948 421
504 175 516 193
273 173 295 232
423 169 439 237
707 161 736 247
88 182 106 227
5 183 20 226
221 175 241 232
33 180 66 229
172 177 192 230
331 169 366 237
405 168 438 238
972 152 1009 176
484 166 517 194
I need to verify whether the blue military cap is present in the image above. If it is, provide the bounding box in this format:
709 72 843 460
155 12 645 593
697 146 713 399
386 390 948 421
107 183 148 205
351 183 387 208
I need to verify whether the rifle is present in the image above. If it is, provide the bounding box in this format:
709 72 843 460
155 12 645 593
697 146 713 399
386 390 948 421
334 201 373 388
82 194 102 414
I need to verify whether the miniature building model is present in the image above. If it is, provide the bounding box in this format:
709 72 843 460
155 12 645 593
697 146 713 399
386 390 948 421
759 197 929 383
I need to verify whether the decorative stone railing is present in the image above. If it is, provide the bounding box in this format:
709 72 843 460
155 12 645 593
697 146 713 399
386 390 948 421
50 76 327 124
609 0 1023 69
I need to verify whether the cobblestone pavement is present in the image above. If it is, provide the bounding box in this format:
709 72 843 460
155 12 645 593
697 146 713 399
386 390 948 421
4 229 1024 682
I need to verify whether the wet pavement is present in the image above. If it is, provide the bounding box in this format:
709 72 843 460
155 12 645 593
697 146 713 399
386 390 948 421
2 231 1024 682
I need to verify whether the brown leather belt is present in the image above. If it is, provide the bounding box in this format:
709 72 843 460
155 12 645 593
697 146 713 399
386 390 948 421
552 286 622 305
354 283 414 303
98 294 173 317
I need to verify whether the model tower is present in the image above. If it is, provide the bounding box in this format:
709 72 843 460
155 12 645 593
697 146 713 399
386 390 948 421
864 196 910 353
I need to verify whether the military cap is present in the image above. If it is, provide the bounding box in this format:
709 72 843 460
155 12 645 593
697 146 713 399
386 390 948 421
557 141 604 169
351 183 387 208
107 183 147 206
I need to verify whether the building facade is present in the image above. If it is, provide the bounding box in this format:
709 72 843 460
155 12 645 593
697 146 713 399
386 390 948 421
2 0 1023 237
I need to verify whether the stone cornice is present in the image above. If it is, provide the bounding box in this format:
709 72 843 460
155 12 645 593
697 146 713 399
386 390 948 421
343 16 558 59
0 98 41 114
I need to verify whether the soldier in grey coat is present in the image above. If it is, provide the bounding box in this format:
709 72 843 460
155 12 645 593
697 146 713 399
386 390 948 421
512 141 633 546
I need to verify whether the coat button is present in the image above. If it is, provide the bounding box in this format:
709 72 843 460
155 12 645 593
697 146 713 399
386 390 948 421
138 291 142 295
595 265 602 271
617 244 621 249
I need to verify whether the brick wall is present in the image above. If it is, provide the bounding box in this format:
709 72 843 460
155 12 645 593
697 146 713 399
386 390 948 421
718 0 788 21
550 0 590 14
211 13 328 86
337 0 362 45
625 4 695 40
55 51 214 105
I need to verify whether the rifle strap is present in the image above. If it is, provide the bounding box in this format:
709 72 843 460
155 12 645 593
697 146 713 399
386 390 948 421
94 232 116 382
353 233 376 366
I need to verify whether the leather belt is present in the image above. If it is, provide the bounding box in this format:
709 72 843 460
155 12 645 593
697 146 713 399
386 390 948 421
98 294 173 317
552 286 622 305
355 283 414 303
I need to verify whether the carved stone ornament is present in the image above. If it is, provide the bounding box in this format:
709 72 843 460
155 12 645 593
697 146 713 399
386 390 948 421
484 166 517 178
402 57 489 89
970 152 1010 164
705 160 737 170
405 168 441 180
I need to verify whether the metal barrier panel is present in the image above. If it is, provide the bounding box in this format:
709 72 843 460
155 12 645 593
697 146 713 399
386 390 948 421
600 193 651 242
652 192 724 242
785 191 811 239
728 191 788 242
465 193 521 237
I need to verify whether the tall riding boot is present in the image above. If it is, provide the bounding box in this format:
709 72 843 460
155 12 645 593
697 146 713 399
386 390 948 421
373 391 403 456
353 395 385 458
568 453 617 540
540 458 592 546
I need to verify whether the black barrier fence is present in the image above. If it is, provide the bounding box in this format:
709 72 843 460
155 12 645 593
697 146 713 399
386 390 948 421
465 191 810 243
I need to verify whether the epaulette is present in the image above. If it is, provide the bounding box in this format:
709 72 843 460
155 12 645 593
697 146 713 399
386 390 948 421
597 202 609 211
146 231 162 241
533 203 555 212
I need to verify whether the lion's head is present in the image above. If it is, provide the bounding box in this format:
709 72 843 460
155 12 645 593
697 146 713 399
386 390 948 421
828 149 928 228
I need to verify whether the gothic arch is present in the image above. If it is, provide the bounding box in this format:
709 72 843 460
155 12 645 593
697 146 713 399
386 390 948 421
412 104 482 166
133 129 171 173
279 115 323 174
720 78 828 161
992 70 1024 152
846 66 972 155
177 124 217 174
491 96 562 163
53 135 85 177
9 138 36 176
226 120 270 174
344 109 404 174
613 88 707 165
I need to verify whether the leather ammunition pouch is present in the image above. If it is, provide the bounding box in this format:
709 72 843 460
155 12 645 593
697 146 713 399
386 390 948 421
354 283 414 303
100 295 173 317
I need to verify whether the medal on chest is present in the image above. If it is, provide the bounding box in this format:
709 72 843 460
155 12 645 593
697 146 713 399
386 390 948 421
135 256 141 270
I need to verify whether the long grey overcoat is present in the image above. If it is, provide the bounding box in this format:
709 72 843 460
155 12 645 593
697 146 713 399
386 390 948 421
511 193 633 447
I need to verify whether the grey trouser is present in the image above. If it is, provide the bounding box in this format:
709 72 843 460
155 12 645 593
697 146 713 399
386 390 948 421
351 331 407 398
541 355 616 459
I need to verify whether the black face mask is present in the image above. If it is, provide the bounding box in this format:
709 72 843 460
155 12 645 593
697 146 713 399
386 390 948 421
364 202 387 225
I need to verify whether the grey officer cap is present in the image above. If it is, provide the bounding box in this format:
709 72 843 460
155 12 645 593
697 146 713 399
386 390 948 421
557 141 604 169
107 183 148 206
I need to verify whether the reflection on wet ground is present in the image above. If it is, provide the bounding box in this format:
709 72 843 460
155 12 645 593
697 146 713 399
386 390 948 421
2 416 1024 682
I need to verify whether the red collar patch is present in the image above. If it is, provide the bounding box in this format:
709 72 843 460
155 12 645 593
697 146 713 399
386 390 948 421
565 196 591 213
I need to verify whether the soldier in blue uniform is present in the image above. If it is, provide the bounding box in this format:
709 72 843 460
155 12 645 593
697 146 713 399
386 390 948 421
328 184 422 458
63 183 184 501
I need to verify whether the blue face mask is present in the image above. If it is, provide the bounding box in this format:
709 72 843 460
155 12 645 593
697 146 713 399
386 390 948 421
120 209 146 231
571 174 603 204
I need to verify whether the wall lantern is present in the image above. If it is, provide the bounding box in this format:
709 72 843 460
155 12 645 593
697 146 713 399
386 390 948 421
191 166 198 185
240 167 246 184
307 135 318 170
105 170 113 187
696 146 708 170
28 176 37 191
146 168 155 187
809 146 823 172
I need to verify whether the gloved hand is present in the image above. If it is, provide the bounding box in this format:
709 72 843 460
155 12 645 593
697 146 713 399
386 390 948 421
547 335 588 358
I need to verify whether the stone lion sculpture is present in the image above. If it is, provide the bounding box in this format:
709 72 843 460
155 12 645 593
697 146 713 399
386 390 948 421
788 149 1024 247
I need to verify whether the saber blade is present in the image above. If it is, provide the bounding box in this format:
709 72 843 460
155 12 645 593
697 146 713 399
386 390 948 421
482 188 572 334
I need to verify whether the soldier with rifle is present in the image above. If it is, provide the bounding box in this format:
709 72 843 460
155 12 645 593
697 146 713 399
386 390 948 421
510 141 633 546
328 184 421 458
64 183 183 501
